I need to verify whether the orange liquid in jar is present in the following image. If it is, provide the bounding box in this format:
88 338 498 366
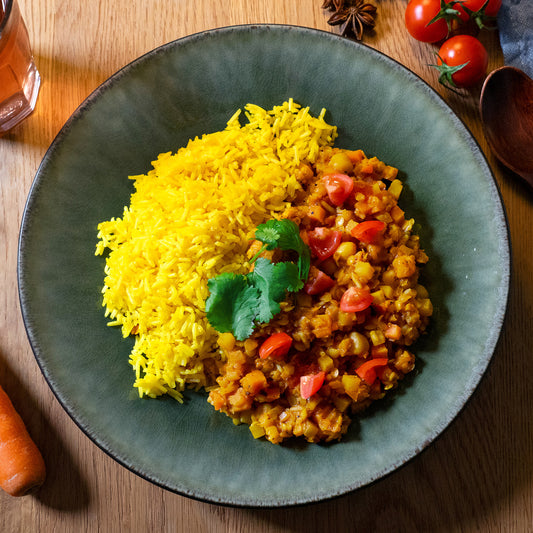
0 0 40 133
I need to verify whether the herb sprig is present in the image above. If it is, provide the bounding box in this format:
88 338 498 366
205 219 310 341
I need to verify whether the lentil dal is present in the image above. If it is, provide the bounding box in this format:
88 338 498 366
208 146 432 443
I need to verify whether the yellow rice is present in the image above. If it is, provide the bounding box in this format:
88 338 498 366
95 100 337 401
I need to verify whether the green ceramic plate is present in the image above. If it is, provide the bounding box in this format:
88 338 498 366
18 25 510 507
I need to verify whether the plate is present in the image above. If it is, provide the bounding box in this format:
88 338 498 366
18 25 510 507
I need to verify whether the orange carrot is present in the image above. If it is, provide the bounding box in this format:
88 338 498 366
345 149 364 164
307 204 326 224
240 370 267 396
0 384 46 497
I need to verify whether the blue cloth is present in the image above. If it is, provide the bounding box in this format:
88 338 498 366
499 0 533 78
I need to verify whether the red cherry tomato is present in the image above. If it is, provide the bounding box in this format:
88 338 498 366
307 228 342 261
322 174 354 206
351 220 386 244
300 371 326 399
405 0 450 43
355 358 389 385
259 332 293 360
435 35 488 88
304 268 335 295
455 0 501 18
339 287 373 313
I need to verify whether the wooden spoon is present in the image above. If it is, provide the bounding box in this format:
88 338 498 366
479 66 533 188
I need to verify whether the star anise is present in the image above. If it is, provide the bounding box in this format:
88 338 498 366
327 0 377 41
322 0 345 11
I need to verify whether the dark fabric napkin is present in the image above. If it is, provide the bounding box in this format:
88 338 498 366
499 0 533 78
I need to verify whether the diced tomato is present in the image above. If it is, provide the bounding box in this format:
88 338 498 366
351 220 386 243
304 268 335 295
355 358 388 385
307 227 342 260
300 371 326 399
322 174 354 206
339 287 373 312
259 332 293 360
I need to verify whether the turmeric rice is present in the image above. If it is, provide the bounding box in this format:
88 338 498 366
95 100 337 401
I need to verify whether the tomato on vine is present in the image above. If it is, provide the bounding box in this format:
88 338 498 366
404 0 466 43
454 0 502 28
405 0 501 43
465 0 501 16
432 35 489 89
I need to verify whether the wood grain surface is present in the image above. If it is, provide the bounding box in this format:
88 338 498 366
1 1 531 531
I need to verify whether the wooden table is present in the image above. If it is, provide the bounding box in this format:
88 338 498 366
1 1 530 531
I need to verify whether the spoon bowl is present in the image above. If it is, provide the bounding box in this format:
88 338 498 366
480 66 533 188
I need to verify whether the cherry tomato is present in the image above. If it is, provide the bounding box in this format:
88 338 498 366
455 0 501 18
435 35 488 88
446 0 470 23
355 358 389 385
435 0 501 31
307 228 342 261
300 371 326 399
339 287 373 313
351 220 386 243
304 268 335 295
259 332 293 360
322 174 354 206
405 0 450 43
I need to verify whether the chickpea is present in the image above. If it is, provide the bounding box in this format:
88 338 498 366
217 332 236 352
328 152 354 174
243 338 258 356
416 284 429 299
350 331 370 356
334 241 357 263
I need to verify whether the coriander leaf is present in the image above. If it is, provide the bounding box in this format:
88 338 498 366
296 244 311 282
232 284 262 340
205 272 247 332
205 273 260 340
255 219 310 280
252 257 303 294
206 219 311 340
269 219 302 251
255 219 294 250
250 258 302 323
253 225 280 251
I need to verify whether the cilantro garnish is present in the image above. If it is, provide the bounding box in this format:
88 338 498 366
251 257 302 323
205 219 310 341
254 219 310 281
206 273 260 341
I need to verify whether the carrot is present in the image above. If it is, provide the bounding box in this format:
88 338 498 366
240 370 267 396
208 390 225 411
345 149 364 164
384 324 402 341
0 384 46 497
307 204 326 224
